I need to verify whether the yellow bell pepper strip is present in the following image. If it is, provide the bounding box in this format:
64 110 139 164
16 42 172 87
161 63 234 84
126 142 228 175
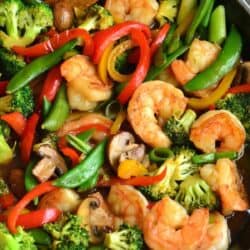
110 111 126 135
117 159 148 179
188 68 237 110
107 40 135 83
98 42 114 84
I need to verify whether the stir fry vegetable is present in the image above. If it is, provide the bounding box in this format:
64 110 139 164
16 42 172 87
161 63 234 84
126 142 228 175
0 1 249 249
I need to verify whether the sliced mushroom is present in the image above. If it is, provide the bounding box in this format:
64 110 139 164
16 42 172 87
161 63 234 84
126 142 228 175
39 188 80 212
77 192 115 244
108 131 147 171
32 158 56 183
35 145 67 175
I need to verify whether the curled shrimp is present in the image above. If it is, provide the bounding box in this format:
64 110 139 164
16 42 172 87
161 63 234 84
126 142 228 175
128 80 187 148
105 0 159 25
198 212 230 250
190 110 246 153
61 55 112 109
107 184 149 229
143 196 209 250
200 159 249 215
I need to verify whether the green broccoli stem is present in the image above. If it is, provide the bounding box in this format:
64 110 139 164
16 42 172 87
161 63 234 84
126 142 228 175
192 151 238 164
180 109 197 132
0 95 12 114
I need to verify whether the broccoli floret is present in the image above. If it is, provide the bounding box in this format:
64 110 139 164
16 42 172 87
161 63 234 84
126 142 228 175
0 223 37 250
115 50 136 75
44 213 89 250
175 174 219 213
0 123 13 164
140 146 198 201
0 46 26 79
156 0 179 26
216 93 250 143
164 109 197 145
76 4 114 32
0 0 53 49
0 85 34 117
104 224 143 250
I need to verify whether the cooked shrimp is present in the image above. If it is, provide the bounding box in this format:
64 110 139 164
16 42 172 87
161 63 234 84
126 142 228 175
61 55 112 104
200 159 249 215
128 80 187 148
143 196 209 250
198 212 230 250
190 110 246 153
105 0 159 25
107 184 149 229
171 39 220 85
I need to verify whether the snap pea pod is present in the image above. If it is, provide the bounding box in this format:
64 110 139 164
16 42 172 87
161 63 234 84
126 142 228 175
28 228 52 246
53 138 107 188
184 26 242 91
77 129 94 142
78 170 100 192
42 97 52 119
192 151 238 164
66 134 92 154
185 0 212 44
42 84 70 132
149 148 174 164
201 0 215 28
7 40 77 93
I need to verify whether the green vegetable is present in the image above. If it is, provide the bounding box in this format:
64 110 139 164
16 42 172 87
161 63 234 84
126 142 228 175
215 93 250 143
149 147 174 164
175 174 218 213
184 26 242 91
76 4 114 32
0 178 9 196
104 224 144 250
192 151 238 164
185 0 212 44
164 109 197 145
0 223 37 250
0 85 34 117
42 96 52 118
66 134 92 154
44 213 89 250
53 138 107 188
0 47 26 80
140 147 198 200
28 228 51 246
146 44 188 80
7 39 77 94
76 129 94 142
104 100 123 120
0 0 53 49
0 123 13 164
200 0 214 28
77 170 99 192
177 0 197 24
209 5 226 45
42 84 70 132
156 0 179 26
0 120 11 139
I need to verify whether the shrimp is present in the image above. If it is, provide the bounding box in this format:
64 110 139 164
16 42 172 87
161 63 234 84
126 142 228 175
143 196 209 250
200 159 249 215
190 110 246 153
61 55 112 105
198 212 230 250
128 80 187 148
105 0 159 25
107 184 149 229
171 39 221 85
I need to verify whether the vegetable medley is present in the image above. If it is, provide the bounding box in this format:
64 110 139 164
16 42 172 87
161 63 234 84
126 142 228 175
0 0 250 249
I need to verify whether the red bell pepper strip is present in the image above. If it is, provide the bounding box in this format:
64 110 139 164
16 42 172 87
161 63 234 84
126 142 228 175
7 181 57 233
36 66 62 111
0 193 16 210
117 29 151 104
98 167 166 187
59 147 80 166
12 28 94 58
150 23 171 57
228 83 250 94
0 208 61 229
1 112 26 136
0 81 8 96
20 113 40 163
92 21 151 64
